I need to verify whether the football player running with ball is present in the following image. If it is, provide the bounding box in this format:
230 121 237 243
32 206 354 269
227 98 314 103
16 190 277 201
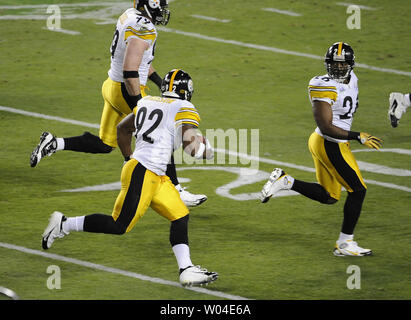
260 42 382 257
41 69 218 287
30 0 207 207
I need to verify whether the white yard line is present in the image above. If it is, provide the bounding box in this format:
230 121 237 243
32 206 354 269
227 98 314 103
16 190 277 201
336 2 378 11
0 3 409 76
0 106 99 129
0 2 130 9
0 242 249 300
352 148 411 156
261 8 302 17
190 14 231 23
157 27 411 77
1 105 410 192
42 27 81 35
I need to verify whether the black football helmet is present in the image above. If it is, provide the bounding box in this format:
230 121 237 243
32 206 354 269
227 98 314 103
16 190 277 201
161 69 194 101
134 0 170 25
324 42 355 83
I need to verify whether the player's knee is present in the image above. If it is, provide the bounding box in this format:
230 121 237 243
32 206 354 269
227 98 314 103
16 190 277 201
324 197 338 205
349 188 367 201
169 215 189 246
99 143 114 154
105 218 128 235
111 223 127 235
82 131 114 154
319 193 338 205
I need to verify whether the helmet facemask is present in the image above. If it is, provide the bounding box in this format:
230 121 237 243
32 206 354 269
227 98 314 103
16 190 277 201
326 61 353 83
136 0 170 25
324 42 355 83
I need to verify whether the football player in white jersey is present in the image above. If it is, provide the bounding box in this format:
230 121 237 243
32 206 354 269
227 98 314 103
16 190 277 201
30 0 207 206
260 42 383 257
41 69 218 287
388 92 411 127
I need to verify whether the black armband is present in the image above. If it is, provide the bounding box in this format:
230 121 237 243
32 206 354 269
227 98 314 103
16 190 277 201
347 131 360 141
123 70 140 79
129 94 142 107
149 71 163 89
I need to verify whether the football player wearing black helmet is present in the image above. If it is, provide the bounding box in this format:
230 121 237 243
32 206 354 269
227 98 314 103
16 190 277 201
30 2 206 206
260 42 383 257
161 69 194 101
159 69 209 206
134 0 170 25
324 42 355 83
41 68 218 287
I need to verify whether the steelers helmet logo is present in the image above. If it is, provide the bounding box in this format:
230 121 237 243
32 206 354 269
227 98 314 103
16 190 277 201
148 0 160 9
187 79 194 93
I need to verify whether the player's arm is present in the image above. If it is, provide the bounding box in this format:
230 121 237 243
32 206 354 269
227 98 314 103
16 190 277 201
123 38 149 104
148 65 163 90
313 100 353 139
117 112 136 161
313 100 382 149
181 124 213 159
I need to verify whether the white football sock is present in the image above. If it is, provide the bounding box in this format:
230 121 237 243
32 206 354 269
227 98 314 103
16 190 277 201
62 216 85 233
338 232 354 242
172 244 193 270
56 138 65 151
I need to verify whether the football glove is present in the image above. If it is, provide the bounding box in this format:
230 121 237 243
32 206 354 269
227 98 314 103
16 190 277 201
359 132 383 150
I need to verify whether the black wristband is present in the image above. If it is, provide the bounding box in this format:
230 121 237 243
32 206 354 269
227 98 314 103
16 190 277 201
130 94 142 107
123 70 140 79
124 156 131 162
149 72 163 89
347 131 360 141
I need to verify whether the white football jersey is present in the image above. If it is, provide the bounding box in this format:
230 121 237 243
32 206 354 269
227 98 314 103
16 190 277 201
131 96 201 176
108 8 157 85
308 71 359 143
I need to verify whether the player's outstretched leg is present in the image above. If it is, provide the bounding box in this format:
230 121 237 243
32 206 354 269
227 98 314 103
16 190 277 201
170 215 218 286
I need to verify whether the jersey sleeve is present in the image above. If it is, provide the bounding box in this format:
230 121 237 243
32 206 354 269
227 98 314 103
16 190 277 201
308 76 338 105
174 104 201 128
124 19 156 44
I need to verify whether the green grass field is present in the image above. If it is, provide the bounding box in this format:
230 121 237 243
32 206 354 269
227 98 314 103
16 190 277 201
1 0 410 302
